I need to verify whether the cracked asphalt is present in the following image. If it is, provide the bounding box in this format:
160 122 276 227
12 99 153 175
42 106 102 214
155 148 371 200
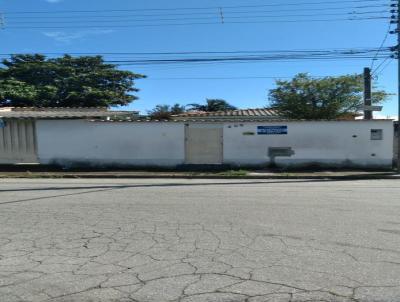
0 178 399 302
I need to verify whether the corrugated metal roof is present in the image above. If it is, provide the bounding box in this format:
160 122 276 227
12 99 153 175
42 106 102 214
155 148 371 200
173 108 281 119
0 107 138 119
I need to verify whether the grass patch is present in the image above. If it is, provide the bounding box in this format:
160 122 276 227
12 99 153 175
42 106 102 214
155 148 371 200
217 169 249 177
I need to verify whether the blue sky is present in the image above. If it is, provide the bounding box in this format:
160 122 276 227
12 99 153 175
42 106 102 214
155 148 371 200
0 0 397 117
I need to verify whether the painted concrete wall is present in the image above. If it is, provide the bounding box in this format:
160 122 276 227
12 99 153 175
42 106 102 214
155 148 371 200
223 121 394 168
36 120 185 167
36 120 394 168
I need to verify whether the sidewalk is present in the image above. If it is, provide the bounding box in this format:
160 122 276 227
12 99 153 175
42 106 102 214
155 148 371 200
0 168 398 180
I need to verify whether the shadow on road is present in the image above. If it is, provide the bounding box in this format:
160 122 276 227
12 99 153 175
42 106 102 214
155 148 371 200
0 179 356 206
0 178 351 193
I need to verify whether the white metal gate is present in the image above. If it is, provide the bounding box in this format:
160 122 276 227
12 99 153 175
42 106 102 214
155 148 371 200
185 124 223 164
0 119 38 164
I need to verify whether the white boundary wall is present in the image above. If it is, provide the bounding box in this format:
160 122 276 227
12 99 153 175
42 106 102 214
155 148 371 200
223 121 393 168
36 120 185 167
36 120 394 168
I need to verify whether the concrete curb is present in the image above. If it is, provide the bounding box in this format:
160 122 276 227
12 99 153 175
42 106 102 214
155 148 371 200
0 173 398 180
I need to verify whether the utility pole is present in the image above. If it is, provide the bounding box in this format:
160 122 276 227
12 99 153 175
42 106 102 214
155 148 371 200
219 8 224 24
390 0 400 172
363 67 372 120
397 0 400 173
0 13 4 30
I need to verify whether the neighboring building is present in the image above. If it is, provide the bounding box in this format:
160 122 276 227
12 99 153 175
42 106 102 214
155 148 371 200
0 107 138 164
172 108 282 121
172 108 361 121
0 107 138 119
0 107 395 169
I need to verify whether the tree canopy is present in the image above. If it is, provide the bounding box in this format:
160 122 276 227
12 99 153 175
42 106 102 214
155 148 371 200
188 99 237 112
268 73 388 120
148 104 186 120
0 54 145 107
148 99 237 119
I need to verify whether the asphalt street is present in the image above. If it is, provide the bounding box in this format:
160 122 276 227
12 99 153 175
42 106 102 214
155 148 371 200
0 178 399 302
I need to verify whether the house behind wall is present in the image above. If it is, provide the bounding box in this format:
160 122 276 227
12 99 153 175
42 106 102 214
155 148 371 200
35 119 394 169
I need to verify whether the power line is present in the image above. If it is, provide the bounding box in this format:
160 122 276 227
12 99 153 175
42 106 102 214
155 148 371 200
375 58 394 76
3 0 388 15
111 56 390 65
0 55 388 67
0 47 389 58
3 6 389 20
0 48 390 69
372 56 394 75
4 11 389 25
3 16 389 29
0 47 387 56
148 76 292 80
146 75 332 80
0 47 390 58
1 0 390 29
371 22 393 70
101 53 394 65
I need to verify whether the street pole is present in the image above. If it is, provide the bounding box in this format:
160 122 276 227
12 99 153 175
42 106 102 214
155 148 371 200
390 0 400 172
363 67 372 120
396 0 400 172
398 0 400 172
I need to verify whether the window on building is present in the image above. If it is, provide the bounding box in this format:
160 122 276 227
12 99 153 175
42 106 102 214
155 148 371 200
371 129 383 140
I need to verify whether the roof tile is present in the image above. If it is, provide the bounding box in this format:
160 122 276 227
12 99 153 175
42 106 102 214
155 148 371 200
174 108 281 119
0 107 138 119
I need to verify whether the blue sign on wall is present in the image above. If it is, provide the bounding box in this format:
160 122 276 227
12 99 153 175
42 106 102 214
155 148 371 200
0 119 5 129
257 126 288 135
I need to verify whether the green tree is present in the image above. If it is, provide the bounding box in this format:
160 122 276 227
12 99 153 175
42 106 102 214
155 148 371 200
148 103 186 120
170 103 186 115
0 54 145 107
268 73 388 120
188 99 237 112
